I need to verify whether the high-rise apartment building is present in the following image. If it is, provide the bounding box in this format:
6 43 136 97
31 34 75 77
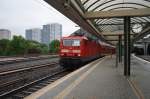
25 28 41 42
42 23 62 45
0 29 11 40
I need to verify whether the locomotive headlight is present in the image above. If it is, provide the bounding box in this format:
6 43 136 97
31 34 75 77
72 50 80 53
61 49 69 52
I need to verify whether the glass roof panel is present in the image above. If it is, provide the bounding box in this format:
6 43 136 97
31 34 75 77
79 0 150 41
81 0 150 11
83 0 98 9
96 18 123 24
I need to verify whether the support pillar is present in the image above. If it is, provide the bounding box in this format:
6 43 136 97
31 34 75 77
124 17 131 76
144 42 147 55
118 35 122 62
120 35 122 62
116 43 119 67
128 18 131 76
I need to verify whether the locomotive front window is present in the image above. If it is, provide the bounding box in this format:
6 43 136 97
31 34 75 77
72 40 80 46
63 40 72 46
63 39 80 46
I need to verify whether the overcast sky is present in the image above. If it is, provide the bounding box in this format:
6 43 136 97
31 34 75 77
0 0 79 37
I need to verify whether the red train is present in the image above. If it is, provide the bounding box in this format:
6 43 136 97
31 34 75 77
59 35 115 69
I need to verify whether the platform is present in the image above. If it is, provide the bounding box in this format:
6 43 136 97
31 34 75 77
25 55 150 99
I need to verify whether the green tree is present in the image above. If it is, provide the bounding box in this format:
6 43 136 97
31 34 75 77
40 44 49 54
26 40 49 54
7 36 28 55
0 39 10 55
49 40 60 53
0 36 49 56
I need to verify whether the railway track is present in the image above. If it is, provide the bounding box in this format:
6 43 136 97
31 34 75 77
0 61 69 99
0 57 59 73
0 69 69 99
136 55 150 62
0 62 58 75
0 55 58 65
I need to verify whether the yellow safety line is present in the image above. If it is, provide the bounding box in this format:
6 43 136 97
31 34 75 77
127 78 145 99
54 58 106 99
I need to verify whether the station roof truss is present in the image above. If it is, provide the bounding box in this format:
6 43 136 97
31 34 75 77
44 0 150 45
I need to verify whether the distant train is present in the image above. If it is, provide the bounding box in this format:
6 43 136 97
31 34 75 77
59 35 115 69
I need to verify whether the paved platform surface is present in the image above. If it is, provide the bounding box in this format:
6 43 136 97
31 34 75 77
130 55 150 99
25 55 146 99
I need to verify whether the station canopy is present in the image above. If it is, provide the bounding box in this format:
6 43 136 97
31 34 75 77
45 0 150 45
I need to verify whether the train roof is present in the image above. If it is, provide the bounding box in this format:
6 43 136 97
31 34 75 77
62 36 88 40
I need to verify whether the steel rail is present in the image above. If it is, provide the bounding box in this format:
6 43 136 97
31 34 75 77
0 69 67 98
0 55 58 65
0 62 59 76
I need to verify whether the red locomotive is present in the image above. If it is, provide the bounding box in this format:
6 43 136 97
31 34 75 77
59 35 115 69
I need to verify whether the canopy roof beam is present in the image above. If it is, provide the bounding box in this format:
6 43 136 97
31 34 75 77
96 22 150 26
84 8 150 19
44 0 102 38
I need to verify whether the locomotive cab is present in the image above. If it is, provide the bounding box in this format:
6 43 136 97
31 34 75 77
59 36 85 68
